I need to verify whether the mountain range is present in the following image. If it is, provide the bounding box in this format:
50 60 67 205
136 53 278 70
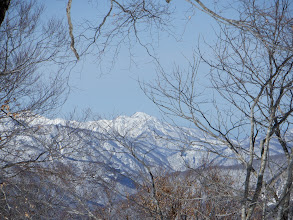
1 112 287 205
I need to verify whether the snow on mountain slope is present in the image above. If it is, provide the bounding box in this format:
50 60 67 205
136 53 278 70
17 111 287 173
1 112 289 205
29 112 237 169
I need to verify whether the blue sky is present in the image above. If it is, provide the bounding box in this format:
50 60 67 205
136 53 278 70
42 0 216 122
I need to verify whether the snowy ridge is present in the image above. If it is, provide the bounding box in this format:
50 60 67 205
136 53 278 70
14 112 287 170
1 112 287 199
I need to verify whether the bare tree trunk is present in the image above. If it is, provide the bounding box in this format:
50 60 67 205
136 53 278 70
282 193 290 220
0 0 10 27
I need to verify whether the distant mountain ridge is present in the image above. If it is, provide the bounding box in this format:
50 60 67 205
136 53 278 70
26 112 287 170
0 112 288 205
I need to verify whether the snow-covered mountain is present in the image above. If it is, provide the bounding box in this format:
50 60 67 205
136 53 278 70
1 112 288 205
27 112 238 171
7 111 287 173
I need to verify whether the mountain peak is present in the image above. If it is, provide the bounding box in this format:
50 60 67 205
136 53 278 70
131 112 153 119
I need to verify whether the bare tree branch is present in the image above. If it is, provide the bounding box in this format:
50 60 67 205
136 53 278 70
0 0 10 27
66 0 79 60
